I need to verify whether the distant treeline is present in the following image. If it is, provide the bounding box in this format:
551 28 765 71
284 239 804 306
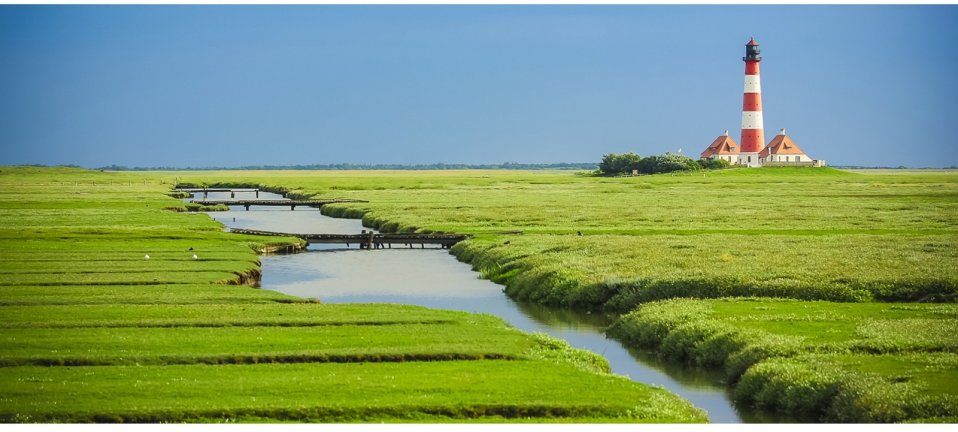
95 162 598 171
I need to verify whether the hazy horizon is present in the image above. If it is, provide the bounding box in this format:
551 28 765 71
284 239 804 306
2 5 957 168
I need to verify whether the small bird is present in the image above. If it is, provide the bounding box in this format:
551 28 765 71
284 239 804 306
188 247 194 251
144 254 150 260
192 254 198 260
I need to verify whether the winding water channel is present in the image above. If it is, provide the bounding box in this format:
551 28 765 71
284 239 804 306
190 190 785 423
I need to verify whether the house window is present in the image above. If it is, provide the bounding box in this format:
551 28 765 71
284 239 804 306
748 156 752 163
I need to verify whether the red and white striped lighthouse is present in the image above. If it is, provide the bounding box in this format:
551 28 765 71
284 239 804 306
740 37 765 166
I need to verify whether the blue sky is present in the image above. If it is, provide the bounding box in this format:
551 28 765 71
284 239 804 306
1 5 957 168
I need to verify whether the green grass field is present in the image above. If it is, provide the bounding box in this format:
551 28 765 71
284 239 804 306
0 166 705 423
174 168 958 307
3 165 957 422
177 167 958 234
169 166 958 422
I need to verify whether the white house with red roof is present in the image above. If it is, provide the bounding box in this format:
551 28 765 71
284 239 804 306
699 130 740 163
759 129 816 164
700 128 824 167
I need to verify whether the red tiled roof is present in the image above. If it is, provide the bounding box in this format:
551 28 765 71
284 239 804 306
760 132 807 157
700 134 740 158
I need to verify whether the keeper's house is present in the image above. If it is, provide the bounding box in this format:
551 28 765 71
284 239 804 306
700 128 825 167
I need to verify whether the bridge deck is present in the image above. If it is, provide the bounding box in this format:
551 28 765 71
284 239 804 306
191 199 367 209
175 188 260 193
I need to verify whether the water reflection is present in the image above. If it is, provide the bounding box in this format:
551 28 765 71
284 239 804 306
189 190 785 423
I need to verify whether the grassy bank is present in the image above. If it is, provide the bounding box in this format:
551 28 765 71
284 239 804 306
0 166 705 423
607 298 958 421
171 167 958 422
453 234 957 309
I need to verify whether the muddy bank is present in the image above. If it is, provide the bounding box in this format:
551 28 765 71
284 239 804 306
220 267 262 287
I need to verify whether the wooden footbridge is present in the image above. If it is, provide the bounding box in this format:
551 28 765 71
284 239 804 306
191 199 367 211
231 228 470 249
176 188 260 193
176 188 263 198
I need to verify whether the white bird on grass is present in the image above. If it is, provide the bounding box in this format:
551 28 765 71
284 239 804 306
192 254 198 260
144 254 150 260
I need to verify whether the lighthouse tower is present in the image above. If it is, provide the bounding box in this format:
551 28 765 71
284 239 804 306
739 38 765 167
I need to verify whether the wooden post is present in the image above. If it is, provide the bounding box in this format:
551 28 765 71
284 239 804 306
231 191 235 198
256 190 260 198
368 231 375 250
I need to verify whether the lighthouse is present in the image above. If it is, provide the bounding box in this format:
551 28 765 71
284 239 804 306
698 39 824 167
739 37 765 166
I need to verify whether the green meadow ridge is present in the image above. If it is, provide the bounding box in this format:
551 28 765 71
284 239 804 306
173 166 958 422
0 166 705 423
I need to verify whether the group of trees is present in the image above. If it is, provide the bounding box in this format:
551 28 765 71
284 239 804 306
598 152 730 176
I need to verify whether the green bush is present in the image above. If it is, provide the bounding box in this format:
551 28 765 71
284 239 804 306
697 158 731 170
598 152 718 175
637 153 700 174
598 152 642 175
